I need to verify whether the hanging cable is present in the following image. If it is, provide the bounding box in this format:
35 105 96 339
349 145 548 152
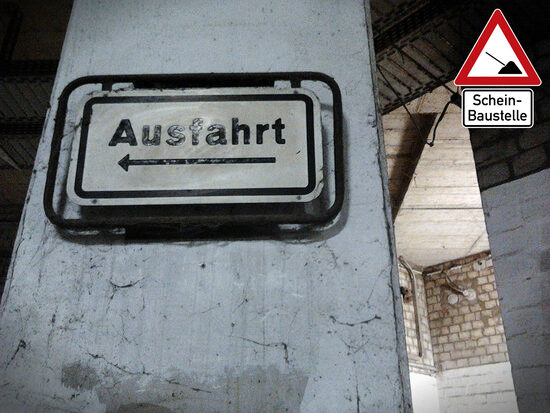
399 256 423 358
442 270 465 294
426 92 461 147
377 64 425 138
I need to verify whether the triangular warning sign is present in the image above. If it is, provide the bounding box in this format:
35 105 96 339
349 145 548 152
455 9 541 86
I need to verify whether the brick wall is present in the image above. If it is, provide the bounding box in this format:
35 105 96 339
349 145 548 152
470 125 550 191
398 265 435 372
423 252 509 371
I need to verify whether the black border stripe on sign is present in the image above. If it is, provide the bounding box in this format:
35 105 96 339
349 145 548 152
74 94 317 199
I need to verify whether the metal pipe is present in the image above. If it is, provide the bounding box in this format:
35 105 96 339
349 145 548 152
399 256 423 358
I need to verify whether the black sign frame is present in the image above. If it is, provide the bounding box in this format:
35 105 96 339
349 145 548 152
44 72 344 230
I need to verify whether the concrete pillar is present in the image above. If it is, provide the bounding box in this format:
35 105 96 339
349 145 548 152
480 171 550 413
0 1 410 412
471 37 550 413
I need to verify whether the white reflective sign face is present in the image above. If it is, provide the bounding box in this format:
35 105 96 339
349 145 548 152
462 88 533 128
67 88 323 205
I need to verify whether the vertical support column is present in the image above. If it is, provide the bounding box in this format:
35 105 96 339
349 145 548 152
480 171 549 413
0 1 411 412
472 40 550 413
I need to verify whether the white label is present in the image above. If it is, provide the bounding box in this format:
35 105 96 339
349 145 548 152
67 88 323 206
462 88 533 128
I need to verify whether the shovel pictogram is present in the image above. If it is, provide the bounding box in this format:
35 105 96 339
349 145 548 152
485 52 522 74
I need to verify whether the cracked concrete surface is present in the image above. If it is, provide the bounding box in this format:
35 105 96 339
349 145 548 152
0 1 410 412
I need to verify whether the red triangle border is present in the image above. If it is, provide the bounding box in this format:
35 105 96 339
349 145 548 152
454 9 541 86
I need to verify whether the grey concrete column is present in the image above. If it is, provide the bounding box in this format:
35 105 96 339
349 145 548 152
0 1 410 412
472 36 550 413
481 171 550 413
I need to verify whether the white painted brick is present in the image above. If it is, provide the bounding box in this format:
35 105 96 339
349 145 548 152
483 327 496 336
486 344 499 354
487 391 516 405
480 355 494 364
467 394 488 406
474 347 487 356
437 363 519 413
467 356 481 367
493 353 507 363
444 386 468 398
471 303 482 312
472 320 485 329
443 361 457 370
485 300 498 309
471 329 483 339
490 335 503 344
468 382 492 395
478 337 490 346
458 331 470 340
454 342 465 350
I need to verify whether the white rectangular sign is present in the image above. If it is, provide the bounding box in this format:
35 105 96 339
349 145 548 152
67 88 323 206
462 88 533 128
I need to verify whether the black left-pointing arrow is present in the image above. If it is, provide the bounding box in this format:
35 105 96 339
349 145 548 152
118 154 276 171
